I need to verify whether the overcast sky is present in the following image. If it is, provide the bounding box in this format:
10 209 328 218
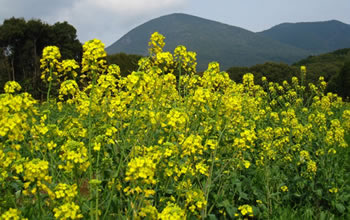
1 0 349 47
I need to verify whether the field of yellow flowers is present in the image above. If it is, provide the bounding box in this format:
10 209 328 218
1 32 350 219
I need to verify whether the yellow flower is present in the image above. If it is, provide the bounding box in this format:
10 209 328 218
53 202 83 219
281 185 288 192
139 205 158 219
59 59 80 80
55 183 78 201
1 208 26 220
237 204 254 217
4 81 22 94
243 160 251 169
125 156 157 185
93 142 101 151
23 159 50 183
300 66 307 78
149 32 165 56
59 80 80 100
307 160 317 173
158 202 186 220
329 187 338 193
47 141 57 150
81 39 107 77
40 46 62 82
328 148 336 155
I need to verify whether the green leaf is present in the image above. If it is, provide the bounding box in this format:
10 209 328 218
315 189 322 197
219 200 236 218
335 203 345 213
208 214 218 220
239 191 249 200
319 211 326 220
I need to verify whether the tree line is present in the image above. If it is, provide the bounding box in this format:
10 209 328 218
0 17 82 99
226 49 350 100
0 17 142 100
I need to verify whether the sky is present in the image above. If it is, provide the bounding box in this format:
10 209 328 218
1 0 350 47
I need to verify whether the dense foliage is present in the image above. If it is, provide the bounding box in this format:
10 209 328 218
333 59 350 99
0 32 349 219
106 53 143 77
227 48 350 100
227 62 297 85
293 48 350 99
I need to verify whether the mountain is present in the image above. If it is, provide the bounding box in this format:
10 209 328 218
106 13 310 71
259 20 350 54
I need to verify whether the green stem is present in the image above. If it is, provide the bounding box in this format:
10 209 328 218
95 186 99 220
265 162 272 219
46 67 53 102
88 74 97 219
203 127 226 218
95 151 101 220
177 63 182 96
102 186 115 220
36 186 44 217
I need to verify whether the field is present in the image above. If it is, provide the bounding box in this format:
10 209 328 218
0 32 349 219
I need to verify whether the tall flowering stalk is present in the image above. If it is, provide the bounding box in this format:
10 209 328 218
81 39 107 220
148 32 165 57
40 46 61 102
300 65 306 87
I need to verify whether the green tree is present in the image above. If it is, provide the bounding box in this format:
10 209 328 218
0 17 82 98
106 53 142 77
0 48 11 91
25 19 50 83
225 66 250 83
49 21 82 60
249 62 298 84
334 60 350 99
226 62 298 84
0 17 26 82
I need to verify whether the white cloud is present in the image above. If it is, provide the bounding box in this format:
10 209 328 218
4 0 348 47
57 0 186 45
0 0 187 46
84 0 185 14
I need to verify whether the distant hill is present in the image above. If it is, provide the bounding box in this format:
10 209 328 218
106 13 310 71
293 48 350 98
292 48 350 82
226 48 350 94
293 48 350 66
259 20 350 54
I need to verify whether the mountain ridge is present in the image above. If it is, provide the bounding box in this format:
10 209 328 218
259 19 350 53
106 13 350 71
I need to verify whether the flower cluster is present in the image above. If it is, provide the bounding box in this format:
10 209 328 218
59 59 80 80
158 203 186 220
149 32 165 56
0 208 27 220
125 156 157 185
236 204 254 218
40 46 62 82
55 183 78 201
81 39 107 77
58 140 90 172
4 81 22 94
53 202 83 219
